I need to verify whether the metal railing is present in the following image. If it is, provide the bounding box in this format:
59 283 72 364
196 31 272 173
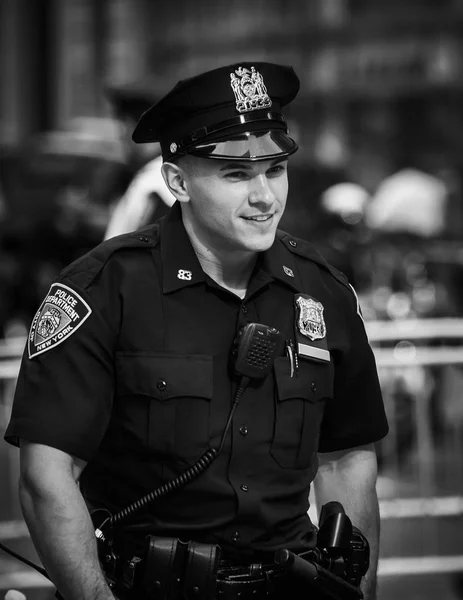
368 319 463 579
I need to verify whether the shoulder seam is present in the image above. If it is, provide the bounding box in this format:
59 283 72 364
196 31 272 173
277 230 357 304
60 225 160 290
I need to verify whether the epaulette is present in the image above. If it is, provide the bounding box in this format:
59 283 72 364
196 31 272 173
59 224 160 291
277 230 353 295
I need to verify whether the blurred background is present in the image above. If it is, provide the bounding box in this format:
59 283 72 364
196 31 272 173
1 0 463 598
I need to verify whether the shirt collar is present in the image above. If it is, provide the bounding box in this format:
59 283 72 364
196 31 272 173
160 202 206 293
160 203 303 294
260 231 303 292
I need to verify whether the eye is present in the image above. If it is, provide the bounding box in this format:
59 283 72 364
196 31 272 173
267 164 286 177
225 170 249 180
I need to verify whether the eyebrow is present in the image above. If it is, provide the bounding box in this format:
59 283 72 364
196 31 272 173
219 157 287 171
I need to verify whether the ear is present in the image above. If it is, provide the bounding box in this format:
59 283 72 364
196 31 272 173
161 161 190 203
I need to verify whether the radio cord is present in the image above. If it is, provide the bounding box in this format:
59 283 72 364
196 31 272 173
108 375 251 527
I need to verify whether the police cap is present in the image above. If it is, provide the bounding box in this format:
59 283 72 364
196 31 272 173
132 62 300 162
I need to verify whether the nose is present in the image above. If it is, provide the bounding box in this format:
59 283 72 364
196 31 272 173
248 174 275 207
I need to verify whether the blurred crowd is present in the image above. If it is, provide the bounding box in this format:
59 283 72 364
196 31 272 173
0 86 175 340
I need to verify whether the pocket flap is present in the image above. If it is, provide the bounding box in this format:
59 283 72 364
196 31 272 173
274 357 333 402
116 353 213 401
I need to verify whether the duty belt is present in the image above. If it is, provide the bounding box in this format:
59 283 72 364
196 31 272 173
216 562 287 599
105 537 290 600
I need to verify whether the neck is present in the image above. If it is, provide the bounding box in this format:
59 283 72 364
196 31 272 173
185 225 257 299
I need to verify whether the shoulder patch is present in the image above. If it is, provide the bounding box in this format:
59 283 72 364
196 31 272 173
28 283 92 358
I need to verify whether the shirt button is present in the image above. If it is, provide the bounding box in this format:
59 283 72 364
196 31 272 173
157 379 167 391
289 239 297 247
138 235 149 242
231 532 240 543
311 381 317 393
240 484 249 492
239 426 248 436
241 304 248 314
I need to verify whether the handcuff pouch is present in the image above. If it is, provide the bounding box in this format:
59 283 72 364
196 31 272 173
143 536 189 600
183 541 221 600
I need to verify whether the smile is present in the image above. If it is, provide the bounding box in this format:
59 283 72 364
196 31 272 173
242 214 273 222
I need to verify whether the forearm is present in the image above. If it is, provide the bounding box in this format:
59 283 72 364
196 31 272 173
19 477 114 600
313 446 380 600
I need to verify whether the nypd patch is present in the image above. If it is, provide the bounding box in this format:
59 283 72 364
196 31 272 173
28 283 92 359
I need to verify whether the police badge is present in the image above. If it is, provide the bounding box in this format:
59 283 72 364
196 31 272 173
294 294 330 363
230 66 272 114
295 296 326 341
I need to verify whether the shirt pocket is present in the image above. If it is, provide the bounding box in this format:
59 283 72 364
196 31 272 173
115 353 213 464
270 357 333 470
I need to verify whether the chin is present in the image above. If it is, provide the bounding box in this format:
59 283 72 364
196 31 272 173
241 233 276 253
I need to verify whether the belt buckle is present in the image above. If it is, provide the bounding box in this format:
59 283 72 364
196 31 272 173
249 563 264 578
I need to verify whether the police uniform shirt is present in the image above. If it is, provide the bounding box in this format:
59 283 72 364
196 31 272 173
5 201 388 558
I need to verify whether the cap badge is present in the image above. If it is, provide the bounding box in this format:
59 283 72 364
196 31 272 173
295 295 326 341
230 66 272 114
170 142 178 154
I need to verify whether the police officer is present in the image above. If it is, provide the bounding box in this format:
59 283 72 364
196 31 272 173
4 62 388 600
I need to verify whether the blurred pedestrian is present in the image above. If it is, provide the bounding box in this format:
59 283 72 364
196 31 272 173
103 81 175 239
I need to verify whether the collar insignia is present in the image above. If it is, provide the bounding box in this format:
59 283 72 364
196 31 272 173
177 269 192 281
295 295 326 341
230 66 272 114
283 265 294 277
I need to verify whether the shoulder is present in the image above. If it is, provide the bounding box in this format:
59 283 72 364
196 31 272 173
276 229 365 329
276 229 353 295
60 223 160 291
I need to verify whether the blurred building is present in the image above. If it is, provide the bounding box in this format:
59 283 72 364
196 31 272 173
2 0 463 240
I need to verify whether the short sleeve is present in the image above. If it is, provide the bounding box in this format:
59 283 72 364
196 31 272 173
318 287 389 453
4 273 117 462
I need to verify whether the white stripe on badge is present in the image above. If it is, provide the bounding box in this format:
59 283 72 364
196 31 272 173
297 342 330 362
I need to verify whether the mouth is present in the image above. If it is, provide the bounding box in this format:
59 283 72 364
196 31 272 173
241 214 274 222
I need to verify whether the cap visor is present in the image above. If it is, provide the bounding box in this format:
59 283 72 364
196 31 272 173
186 130 298 161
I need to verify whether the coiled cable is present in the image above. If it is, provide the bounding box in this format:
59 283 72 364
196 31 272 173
109 375 250 527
